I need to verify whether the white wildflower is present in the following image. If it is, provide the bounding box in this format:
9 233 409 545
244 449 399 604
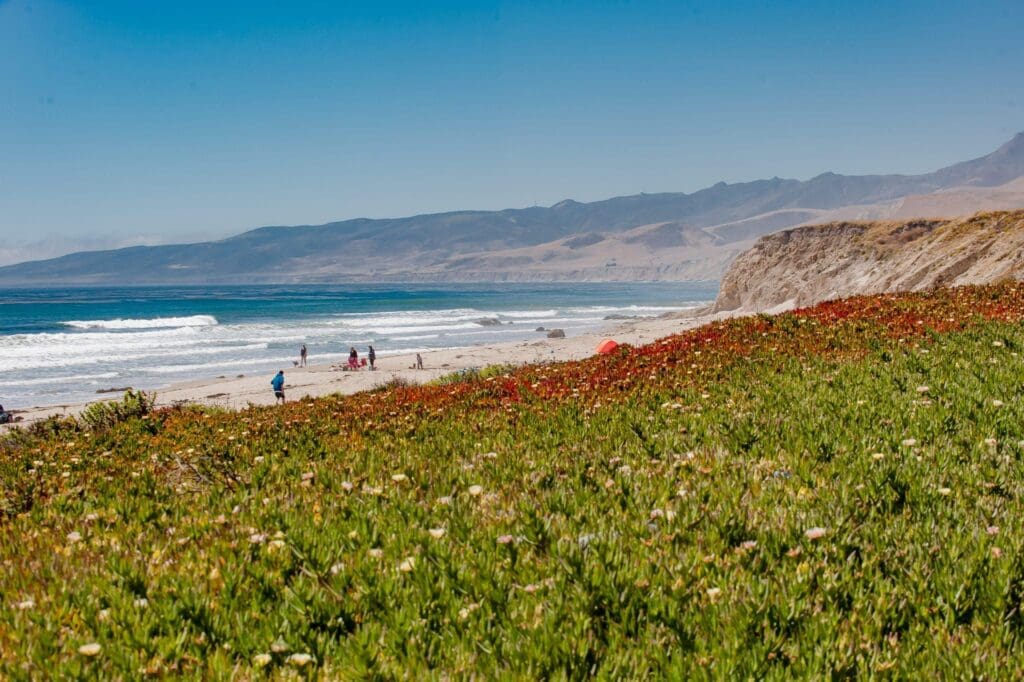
288 653 314 667
78 643 102 657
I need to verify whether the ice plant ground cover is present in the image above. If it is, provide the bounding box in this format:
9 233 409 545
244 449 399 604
2 283 1024 678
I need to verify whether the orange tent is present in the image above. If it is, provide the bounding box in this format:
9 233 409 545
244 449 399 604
596 338 619 355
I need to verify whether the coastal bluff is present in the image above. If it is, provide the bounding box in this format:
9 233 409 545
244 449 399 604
713 210 1024 313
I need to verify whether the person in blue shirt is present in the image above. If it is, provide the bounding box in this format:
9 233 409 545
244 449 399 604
271 370 286 404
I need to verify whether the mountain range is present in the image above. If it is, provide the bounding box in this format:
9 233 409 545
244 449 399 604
3 133 1024 285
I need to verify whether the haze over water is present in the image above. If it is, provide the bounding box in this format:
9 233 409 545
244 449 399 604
0 282 716 409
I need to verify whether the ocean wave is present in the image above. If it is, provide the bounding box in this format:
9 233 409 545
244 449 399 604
346 322 483 335
388 333 441 341
331 308 561 328
62 315 219 330
0 342 270 372
564 304 698 314
5 372 121 387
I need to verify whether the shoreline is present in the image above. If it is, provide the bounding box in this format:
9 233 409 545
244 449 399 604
3 307 721 428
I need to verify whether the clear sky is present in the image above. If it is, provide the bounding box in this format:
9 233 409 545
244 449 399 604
1 0 1022 259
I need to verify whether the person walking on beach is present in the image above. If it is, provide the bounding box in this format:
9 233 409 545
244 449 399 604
416 353 424 370
271 370 286 404
368 345 376 371
299 344 307 368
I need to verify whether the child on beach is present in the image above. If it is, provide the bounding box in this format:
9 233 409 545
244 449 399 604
271 370 286 404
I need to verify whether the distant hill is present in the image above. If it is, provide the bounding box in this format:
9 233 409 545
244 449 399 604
2 133 1024 285
714 210 1024 313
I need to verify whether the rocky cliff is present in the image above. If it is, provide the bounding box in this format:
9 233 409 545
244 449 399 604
714 210 1024 312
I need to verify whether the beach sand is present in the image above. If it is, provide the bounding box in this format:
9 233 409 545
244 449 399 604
3 308 723 428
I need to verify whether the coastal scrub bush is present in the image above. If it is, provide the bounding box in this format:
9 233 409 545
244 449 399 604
2 283 1024 677
430 363 519 386
79 389 155 433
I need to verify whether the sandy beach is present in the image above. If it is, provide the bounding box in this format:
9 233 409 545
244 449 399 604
2 308 720 428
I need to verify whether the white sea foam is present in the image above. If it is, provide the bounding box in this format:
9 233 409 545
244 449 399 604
62 315 219 330
5 372 120 387
331 308 561 329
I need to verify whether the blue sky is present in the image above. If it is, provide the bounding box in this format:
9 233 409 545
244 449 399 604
1 0 1022 257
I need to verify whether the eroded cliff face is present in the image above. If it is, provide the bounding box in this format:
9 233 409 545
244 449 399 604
714 210 1024 313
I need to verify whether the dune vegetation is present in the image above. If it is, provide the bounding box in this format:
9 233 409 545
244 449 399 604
2 282 1024 678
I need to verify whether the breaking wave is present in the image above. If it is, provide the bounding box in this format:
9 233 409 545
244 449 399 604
62 315 219 330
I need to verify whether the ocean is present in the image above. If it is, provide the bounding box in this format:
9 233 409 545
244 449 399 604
0 282 718 409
